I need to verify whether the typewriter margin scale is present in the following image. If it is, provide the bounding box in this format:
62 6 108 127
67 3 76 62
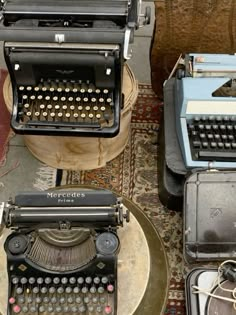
0 189 130 315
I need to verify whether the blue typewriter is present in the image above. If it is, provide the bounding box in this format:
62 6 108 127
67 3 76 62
175 53 236 168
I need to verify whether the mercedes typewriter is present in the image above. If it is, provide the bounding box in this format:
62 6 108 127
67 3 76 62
0 0 150 137
175 53 236 168
0 189 129 315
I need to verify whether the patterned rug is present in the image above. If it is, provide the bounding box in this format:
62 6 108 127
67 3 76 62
35 84 185 315
0 70 13 167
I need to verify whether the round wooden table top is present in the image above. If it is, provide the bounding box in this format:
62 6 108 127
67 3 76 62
0 191 169 315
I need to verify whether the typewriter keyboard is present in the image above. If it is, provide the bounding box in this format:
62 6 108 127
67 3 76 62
187 116 236 161
8 275 115 314
17 81 115 127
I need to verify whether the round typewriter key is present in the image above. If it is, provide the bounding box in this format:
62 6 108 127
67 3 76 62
55 105 60 110
9 297 15 304
75 297 82 304
39 305 45 313
53 277 60 284
30 306 37 313
30 95 36 100
83 97 89 102
47 104 53 110
65 88 70 93
107 284 114 293
51 297 57 304
105 305 112 314
34 112 40 117
16 287 23 295
36 297 42 304
34 86 40 91
65 287 72 294
32 287 39 294
19 86 24 91
73 113 79 118
63 306 70 313
101 106 106 111
39 104 45 109
45 96 51 101
49 87 55 92
79 305 86 313
67 297 74 304
81 113 86 119
56 306 62 313
49 287 56 294
57 286 64 294
22 306 28 313
22 95 28 100
26 296 33 303
62 105 68 110
53 96 58 101
73 286 80 294
98 286 105 294
88 84 95 93
20 277 27 285
91 98 96 103
85 277 92 284
88 305 94 312
85 106 91 111
26 111 32 117
47 306 54 313
72 88 78 93
24 103 30 109
84 296 90 304
90 286 96 294
58 112 63 118
37 95 43 100
70 105 75 110
76 97 81 102
77 277 84 284
26 86 32 91
106 98 112 103
96 305 102 313
41 287 47 294
69 277 76 284
71 306 78 313
18 295 25 304
100 297 106 304
101 277 109 284
103 89 109 94
96 114 101 119
65 113 71 118
45 277 52 284
61 96 66 101
57 88 63 92
59 297 66 304
78 105 83 111
99 98 104 103
12 277 19 285
37 277 43 285
92 297 98 304
95 89 101 94
13 305 21 314
50 112 56 118
43 296 50 303
68 97 74 102
93 277 100 284
42 112 48 117
81 286 88 294
89 113 94 119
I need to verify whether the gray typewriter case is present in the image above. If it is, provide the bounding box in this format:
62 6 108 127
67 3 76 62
184 171 236 264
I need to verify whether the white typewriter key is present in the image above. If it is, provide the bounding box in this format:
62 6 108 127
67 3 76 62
91 98 96 103
57 87 63 92
65 113 71 118
93 277 100 284
49 287 56 294
56 306 62 313
30 306 37 313
32 287 39 294
35 297 42 304
85 277 92 284
99 98 104 103
93 106 98 111
77 277 84 284
79 305 86 312
88 84 95 93
51 297 57 304
89 113 94 119
85 106 91 111
61 96 66 102
81 113 86 119
18 296 25 304
62 105 68 110
20 277 27 284
34 112 40 117
101 277 108 284
37 95 43 100
96 305 102 313
26 86 32 91
101 106 106 112
65 88 70 93
43 297 50 303
80 83 86 93
24 103 30 108
106 98 112 103
96 114 101 119
53 96 58 101
70 105 75 110
73 113 79 118
22 95 28 100
49 87 55 92
76 97 81 102
47 104 53 110
71 306 78 313
39 104 45 109
68 97 74 102
58 112 63 118
45 96 51 101
59 297 66 304
98 286 105 294
42 112 48 117
53 277 60 284
12 277 19 284
90 286 96 294
88 305 94 312
55 104 60 110
69 277 76 284
22 306 28 313
92 297 98 304
73 287 80 294
100 297 106 303
67 297 74 304
37 277 44 285
47 306 54 313
41 287 47 294
81 286 88 294
103 89 109 94
34 86 40 91
95 88 101 94
61 277 68 284
19 86 24 91
75 297 82 304
28 277 35 284
72 88 78 93
78 105 83 111
83 97 89 102
27 296 33 303
26 111 32 117
39 305 45 313
50 112 56 118
63 306 70 313
30 95 36 100
65 287 72 294
84 297 90 304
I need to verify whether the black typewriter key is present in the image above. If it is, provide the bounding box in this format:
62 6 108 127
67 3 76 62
45 277 52 284
27 296 33 303
75 297 82 304
85 277 92 284
43 296 50 303
30 306 37 313
101 277 109 285
57 287 64 294
98 286 105 294
73 287 80 294
81 286 88 294
22 306 28 313
8 235 28 255
51 297 57 304
84 296 90 304
37 277 44 285
94 277 100 284
69 277 76 284
225 143 231 148
32 287 39 294
90 286 97 294
61 277 68 285
67 296 74 304
53 277 60 284
77 277 84 284
39 305 45 313
49 287 56 294
59 297 66 304
16 287 23 295
20 277 27 285
218 142 224 148
12 277 19 285
65 286 72 294
36 297 42 304
56 306 62 313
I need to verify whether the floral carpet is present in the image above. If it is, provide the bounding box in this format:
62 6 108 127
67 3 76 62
35 84 186 315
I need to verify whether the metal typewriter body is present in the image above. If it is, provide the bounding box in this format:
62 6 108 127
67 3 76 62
175 53 236 168
0 0 150 137
0 189 129 315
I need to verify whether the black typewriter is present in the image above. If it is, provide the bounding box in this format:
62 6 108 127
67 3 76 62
0 0 150 137
0 189 130 315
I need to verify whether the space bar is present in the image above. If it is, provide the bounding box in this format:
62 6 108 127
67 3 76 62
198 151 236 161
